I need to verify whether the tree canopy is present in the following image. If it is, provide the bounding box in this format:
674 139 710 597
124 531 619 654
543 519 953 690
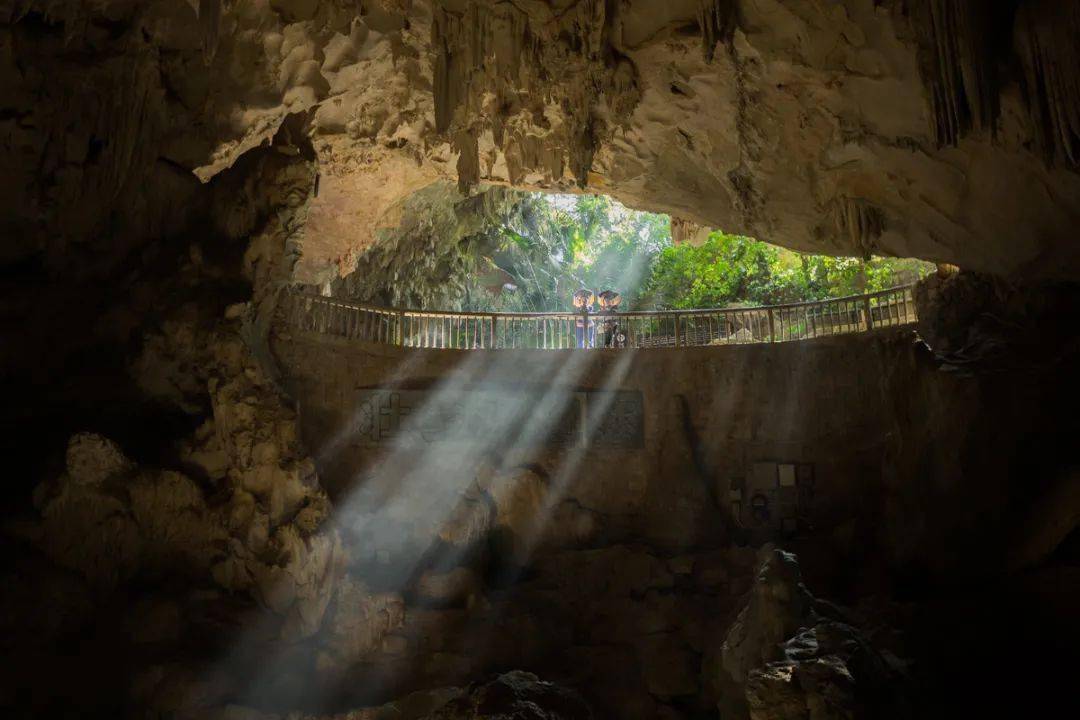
462 193 932 312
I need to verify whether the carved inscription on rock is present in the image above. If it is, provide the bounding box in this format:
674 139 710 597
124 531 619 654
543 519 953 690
350 388 643 448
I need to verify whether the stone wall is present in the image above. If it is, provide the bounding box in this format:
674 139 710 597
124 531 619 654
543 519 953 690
273 329 916 571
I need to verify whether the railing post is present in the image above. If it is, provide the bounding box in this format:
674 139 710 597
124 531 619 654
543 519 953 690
863 296 873 331
767 307 776 342
490 314 497 349
674 314 682 347
396 310 405 346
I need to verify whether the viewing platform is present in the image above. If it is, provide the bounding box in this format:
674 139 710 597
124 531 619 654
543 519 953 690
281 285 918 350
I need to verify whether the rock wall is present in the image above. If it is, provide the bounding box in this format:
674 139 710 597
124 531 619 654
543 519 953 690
275 329 911 556
274 315 1080 576
3 1 1080 286
329 181 531 309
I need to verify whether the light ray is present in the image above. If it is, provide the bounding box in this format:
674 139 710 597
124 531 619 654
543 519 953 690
204 346 605 712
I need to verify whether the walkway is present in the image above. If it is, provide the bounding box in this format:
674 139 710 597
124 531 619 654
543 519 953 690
281 285 918 350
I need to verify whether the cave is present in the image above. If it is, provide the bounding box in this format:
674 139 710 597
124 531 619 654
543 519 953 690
2 1 1080 719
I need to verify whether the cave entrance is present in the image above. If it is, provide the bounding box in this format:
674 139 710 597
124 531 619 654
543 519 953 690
310 183 933 349
329 184 935 314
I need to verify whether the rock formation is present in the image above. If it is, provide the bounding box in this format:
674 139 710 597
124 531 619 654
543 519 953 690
4 0 1080 284
428 671 594 720
717 548 900 720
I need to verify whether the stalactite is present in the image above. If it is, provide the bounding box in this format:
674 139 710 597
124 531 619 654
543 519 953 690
908 0 1015 146
3 0 91 43
96 53 159 204
670 217 706 245
431 8 461 134
698 0 736 63
1014 0 1080 168
569 117 596 189
454 129 480 193
430 0 633 192
908 0 1079 168
197 0 224 65
60 0 87 45
833 198 886 260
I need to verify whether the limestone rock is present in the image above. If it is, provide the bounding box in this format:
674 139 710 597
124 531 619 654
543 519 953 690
437 494 493 548
540 500 602 551
416 567 482 607
716 548 900 720
39 450 227 593
127 469 228 577
65 432 133 486
428 671 593 720
720 548 815 686
322 577 406 665
745 619 893 720
638 634 700 698
485 467 548 568
8 0 1080 293
37 414 340 641
38 477 142 592
249 522 343 641
209 359 326 529
179 419 230 482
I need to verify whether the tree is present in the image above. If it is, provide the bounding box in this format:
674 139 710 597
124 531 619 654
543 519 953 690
463 195 932 312
640 231 933 309
465 193 671 312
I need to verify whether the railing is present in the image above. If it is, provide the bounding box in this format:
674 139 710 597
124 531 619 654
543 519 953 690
282 285 918 350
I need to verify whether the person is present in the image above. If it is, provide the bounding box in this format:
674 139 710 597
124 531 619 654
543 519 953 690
572 288 595 348
597 289 623 347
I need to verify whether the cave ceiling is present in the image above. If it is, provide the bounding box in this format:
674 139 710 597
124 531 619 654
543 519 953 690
2 0 1079 286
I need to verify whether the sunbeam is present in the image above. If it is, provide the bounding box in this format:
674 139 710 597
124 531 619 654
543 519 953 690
513 349 637 567
202 343 609 711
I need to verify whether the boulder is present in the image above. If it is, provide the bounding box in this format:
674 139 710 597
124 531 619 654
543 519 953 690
717 548 901 720
720 549 815 687
438 495 493 548
428 671 593 720
321 577 406 665
65 432 133 486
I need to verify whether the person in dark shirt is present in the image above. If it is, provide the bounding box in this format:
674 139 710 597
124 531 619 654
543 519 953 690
598 289 623 347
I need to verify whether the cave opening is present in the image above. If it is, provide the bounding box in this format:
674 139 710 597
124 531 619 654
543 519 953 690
328 184 936 318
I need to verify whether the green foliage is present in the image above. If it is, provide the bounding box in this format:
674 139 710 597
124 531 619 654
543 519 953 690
641 232 933 310
464 194 933 312
640 233 776 309
464 193 671 312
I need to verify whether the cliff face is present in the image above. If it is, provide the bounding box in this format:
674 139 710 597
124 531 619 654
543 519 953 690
4 0 1080 288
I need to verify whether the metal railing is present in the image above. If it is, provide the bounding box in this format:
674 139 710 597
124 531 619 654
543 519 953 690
282 284 917 350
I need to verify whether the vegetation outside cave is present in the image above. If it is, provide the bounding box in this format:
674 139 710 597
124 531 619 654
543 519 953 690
459 193 935 313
